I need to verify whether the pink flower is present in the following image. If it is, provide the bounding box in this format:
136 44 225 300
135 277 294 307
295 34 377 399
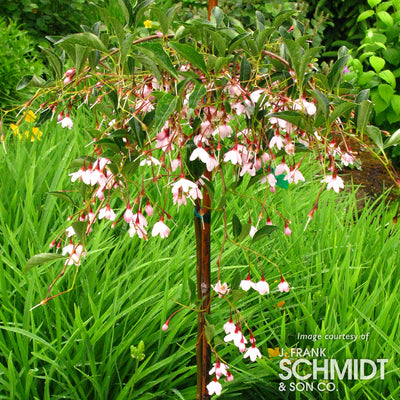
284 222 292 236
278 276 290 292
239 274 254 291
58 114 73 129
151 217 170 238
207 377 222 396
223 146 243 165
322 174 344 193
254 278 270 295
98 204 116 221
132 212 148 227
223 318 236 334
226 370 234 381
275 159 289 175
269 133 285 150
213 123 233 138
145 201 153 217
284 168 305 184
244 344 262 362
212 281 230 297
209 361 228 378
293 98 317 115
124 205 134 223
162 323 169 331
341 152 354 166
206 155 219 172
190 146 210 164
128 222 148 239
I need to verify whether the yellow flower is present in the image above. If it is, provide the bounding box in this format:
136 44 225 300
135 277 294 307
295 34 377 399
10 124 20 135
144 20 152 28
24 110 37 122
32 127 42 140
268 347 281 358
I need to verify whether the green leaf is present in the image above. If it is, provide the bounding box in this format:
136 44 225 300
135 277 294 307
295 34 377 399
366 125 383 151
56 32 108 53
239 56 251 87
391 95 400 114
377 11 393 26
267 111 304 128
154 93 177 134
232 214 242 239
252 225 278 243
369 56 385 73
47 191 77 207
237 223 251 243
118 0 133 26
39 46 63 79
330 102 354 122
356 100 373 134
205 323 215 342
368 0 382 7
16 75 45 90
378 70 396 88
138 42 178 78
25 253 66 272
169 42 207 74
378 84 394 104
71 221 88 245
311 90 329 119
327 54 350 90
384 128 400 148
358 71 376 86
357 10 375 22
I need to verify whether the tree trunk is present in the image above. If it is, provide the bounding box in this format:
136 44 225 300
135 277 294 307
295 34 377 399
195 172 212 400
208 0 218 20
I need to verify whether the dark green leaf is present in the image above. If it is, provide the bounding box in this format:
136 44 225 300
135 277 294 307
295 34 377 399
25 253 66 273
252 225 278 243
47 191 76 207
16 75 45 90
366 125 383 152
169 42 207 74
189 82 207 110
239 56 251 87
154 92 177 133
327 54 350 91
356 100 373 135
71 221 88 245
56 32 108 53
232 214 242 239
237 223 251 242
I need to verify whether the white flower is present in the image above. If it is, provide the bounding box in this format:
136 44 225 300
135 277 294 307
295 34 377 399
223 147 243 165
212 281 230 297
269 133 285 150
206 155 219 172
249 226 257 238
293 98 317 115
190 146 210 164
323 174 344 193
278 278 290 293
209 362 228 378
58 115 73 129
207 379 222 396
284 168 305 184
244 345 262 362
151 218 170 238
98 205 116 221
239 276 255 291
254 279 270 295
223 318 236 334
172 178 197 195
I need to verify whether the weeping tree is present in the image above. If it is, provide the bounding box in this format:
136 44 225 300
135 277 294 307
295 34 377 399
2 1 394 399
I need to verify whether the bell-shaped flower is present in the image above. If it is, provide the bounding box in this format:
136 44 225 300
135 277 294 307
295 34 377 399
151 217 170 238
244 344 262 362
255 278 270 295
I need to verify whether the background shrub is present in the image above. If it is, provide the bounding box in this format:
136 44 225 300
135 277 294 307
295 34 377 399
0 18 43 110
